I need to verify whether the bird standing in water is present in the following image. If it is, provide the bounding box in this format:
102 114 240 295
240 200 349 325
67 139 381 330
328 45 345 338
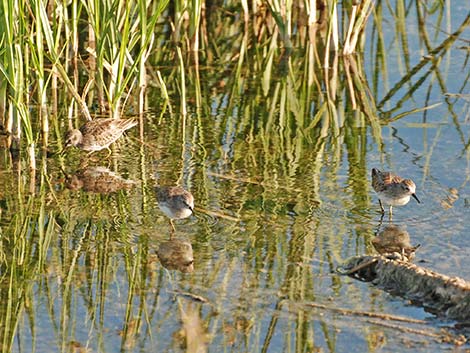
156 186 194 233
64 118 137 153
371 168 420 217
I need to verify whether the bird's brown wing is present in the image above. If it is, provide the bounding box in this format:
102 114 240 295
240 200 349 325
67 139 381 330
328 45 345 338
81 118 136 147
382 172 403 185
372 171 403 192
112 119 138 132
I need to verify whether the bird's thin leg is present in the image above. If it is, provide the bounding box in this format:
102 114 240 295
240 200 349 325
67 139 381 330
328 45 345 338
389 205 393 221
378 199 385 214
87 151 101 162
376 213 385 234
169 219 176 237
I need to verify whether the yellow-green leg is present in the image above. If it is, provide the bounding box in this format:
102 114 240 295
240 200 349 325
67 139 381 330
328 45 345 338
169 219 176 239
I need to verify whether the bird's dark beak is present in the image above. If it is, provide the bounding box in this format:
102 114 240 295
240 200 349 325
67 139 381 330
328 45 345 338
412 194 420 203
185 202 194 214
60 140 72 155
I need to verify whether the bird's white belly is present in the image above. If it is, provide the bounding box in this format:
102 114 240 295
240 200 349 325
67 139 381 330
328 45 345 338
159 204 192 219
379 193 411 206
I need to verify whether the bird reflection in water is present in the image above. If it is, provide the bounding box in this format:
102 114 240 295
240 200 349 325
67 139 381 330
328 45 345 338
65 166 136 194
372 224 420 261
157 238 194 273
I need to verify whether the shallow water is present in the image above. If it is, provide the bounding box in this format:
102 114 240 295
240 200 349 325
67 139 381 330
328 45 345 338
1 3 470 353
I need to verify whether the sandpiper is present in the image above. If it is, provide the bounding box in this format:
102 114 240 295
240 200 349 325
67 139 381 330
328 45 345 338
156 186 194 232
64 118 137 153
371 168 420 217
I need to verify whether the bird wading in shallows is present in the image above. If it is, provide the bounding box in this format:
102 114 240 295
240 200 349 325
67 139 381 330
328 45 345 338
64 118 137 154
371 168 420 217
156 186 194 234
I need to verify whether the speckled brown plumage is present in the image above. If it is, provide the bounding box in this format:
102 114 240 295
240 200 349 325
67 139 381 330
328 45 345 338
371 168 420 216
65 118 137 152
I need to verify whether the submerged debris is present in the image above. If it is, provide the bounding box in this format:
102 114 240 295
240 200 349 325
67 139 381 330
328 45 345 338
338 254 470 322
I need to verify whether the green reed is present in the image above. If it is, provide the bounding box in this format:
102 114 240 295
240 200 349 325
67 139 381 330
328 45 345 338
1 0 169 143
0 0 451 158
0 0 379 154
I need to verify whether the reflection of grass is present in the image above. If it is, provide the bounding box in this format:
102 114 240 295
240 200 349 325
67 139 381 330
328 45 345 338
0 158 54 352
375 9 470 119
0 160 144 352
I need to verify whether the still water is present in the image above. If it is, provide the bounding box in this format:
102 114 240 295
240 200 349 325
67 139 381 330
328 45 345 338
1 3 470 353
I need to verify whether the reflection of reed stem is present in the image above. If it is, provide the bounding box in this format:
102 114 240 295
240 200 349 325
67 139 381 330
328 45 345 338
207 172 302 192
378 12 470 109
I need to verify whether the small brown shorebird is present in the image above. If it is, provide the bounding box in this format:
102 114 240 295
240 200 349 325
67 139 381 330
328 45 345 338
371 168 420 217
156 186 194 232
64 118 137 153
